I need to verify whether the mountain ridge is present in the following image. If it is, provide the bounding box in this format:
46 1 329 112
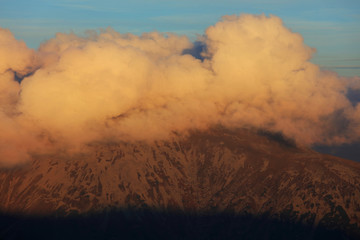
1 127 359 238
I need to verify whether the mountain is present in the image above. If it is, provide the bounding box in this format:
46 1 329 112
1 127 360 239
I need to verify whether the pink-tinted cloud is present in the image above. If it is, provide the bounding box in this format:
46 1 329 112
0 14 359 166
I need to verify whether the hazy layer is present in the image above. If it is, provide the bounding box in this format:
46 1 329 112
0 14 359 166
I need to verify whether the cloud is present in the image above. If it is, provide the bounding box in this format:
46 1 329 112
0 14 359 166
328 66 360 70
0 28 42 166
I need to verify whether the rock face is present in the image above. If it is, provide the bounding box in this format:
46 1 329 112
1 127 360 236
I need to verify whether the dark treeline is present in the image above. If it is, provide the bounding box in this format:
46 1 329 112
0 209 358 240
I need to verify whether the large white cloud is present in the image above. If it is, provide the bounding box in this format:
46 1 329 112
0 14 359 166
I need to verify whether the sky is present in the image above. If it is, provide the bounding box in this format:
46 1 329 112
0 0 360 76
0 0 360 164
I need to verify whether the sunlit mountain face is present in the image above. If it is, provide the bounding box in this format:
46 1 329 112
0 13 360 239
1 127 359 239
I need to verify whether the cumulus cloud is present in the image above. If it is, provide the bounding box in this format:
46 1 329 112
0 14 359 166
0 28 42 167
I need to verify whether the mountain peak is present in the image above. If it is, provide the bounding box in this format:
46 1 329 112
1 127 359 238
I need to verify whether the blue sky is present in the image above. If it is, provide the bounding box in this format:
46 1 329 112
0 0 359 76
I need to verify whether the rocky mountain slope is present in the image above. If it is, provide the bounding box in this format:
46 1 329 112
1 127 360 238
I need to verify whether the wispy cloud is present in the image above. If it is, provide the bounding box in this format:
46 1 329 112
51 1 128 14
151 14 219 25
327 66 360 70
54 3 99 11
285 19 360 32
